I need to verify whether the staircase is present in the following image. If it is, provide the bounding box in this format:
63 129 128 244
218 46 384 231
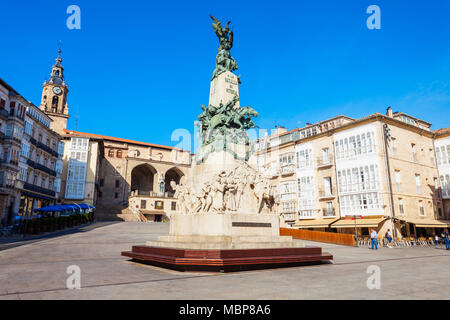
94 204 142 222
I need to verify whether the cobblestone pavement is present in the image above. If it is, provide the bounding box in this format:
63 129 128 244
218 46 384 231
0 222 449 300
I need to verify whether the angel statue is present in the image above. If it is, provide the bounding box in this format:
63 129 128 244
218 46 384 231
210 14 233 52
210 14 238 80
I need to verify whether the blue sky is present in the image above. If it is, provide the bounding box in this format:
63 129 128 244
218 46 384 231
1 0 449 151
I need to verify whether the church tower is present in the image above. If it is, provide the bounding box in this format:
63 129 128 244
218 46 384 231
40 49 69 135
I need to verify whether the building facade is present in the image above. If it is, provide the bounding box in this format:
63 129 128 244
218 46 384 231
0 78 63 225
434 127 450 218
252 108 449 238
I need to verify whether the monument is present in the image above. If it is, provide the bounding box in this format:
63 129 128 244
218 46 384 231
122 15 332 271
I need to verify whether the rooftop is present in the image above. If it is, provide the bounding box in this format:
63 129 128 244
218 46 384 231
63 129 185 152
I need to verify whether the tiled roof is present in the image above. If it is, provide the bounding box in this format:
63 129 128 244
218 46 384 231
433 127 450 135
63 129 184 151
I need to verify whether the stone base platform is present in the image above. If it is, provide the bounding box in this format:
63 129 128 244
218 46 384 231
121 245 333 272
146 235 300 249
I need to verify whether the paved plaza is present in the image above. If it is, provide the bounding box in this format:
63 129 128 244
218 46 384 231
0 221 449 300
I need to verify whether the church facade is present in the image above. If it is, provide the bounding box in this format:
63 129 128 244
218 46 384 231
38 50 192 222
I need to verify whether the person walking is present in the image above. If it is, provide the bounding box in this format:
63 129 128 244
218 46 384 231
443 230 450 250
385 229 393 248
370 229 378 250
435 234 440 246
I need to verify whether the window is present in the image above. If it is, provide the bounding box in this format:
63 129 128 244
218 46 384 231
321 147 330 164
411 144 417 162
296 148 312 168
419 201 424 216
140 200 146 209
434 178 439 198
324 202 334 216
335 131 375 160
391 138 397 156
415 174 421 194
398 198 404 214
100 179 104 187
337 165 379 193
171 201 177 211
108 149 115 157
115 180 120 188
155 201 164 210
117 150 122 158
114 192 118 199
395 170 401 192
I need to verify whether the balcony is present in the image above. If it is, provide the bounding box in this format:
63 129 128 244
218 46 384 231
34 162 57 177
36 141 59 158
7 113 24 123
3 135 21 144
298 209 319 220
0 108 8 119
23 182 56 197
322 207 336 217
280 164 295 176
130 190 175 198
318 189 336 200
281 213 296 221
268 167 279 178
317 156 333 168
28 159 56 177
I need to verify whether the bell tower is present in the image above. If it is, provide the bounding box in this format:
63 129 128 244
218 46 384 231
40 48 70 135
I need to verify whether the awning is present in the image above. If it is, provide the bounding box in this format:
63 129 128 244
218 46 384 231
331 217 387 228
23 192 55 202
34 205 65 212
294 218 339 228
140 210 166 215
400 218 450 228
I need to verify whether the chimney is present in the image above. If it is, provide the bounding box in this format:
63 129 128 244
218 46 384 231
276 126 287 135
386 106 393 117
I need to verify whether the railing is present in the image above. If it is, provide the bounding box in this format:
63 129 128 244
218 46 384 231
36 141 58 158
335 145 377 160
0 108 8 118
318 190 335 198
317 156 333 167
280 228 357 246
7 112 24 122
322 208 336 217
4 135 21 144
297 160 313 169
34 162 57 177
281 213 296 221
23 182 56 197
131 190 175 198
280 164 295 175
298 210 318 219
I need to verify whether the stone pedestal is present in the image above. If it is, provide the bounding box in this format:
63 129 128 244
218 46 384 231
209 71 240 108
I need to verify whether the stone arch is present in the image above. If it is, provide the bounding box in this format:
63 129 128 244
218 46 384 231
164 167 185 196
130 163 157 196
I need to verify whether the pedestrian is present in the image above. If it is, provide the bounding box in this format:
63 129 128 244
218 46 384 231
444 230 450 250
385 229 393 248
370 229 378 250
435 234 440 246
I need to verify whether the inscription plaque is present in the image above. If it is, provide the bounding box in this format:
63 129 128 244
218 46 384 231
232 222 272 228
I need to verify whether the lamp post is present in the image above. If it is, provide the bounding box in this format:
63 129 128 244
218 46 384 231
383 123 397 239
348 215 362 247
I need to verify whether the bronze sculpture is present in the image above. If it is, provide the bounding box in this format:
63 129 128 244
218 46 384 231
210 14 238 81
